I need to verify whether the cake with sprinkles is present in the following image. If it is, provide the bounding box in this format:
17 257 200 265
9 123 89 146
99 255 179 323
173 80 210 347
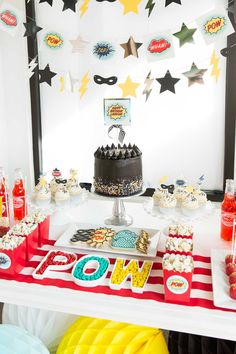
94 143 143 197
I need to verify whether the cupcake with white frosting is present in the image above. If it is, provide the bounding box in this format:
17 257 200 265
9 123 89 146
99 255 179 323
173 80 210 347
173 187 189 206
67 169 82 200
182 193 199 216
153 187 168 206
159 193 177 214
35 178 51 207
194 190 207 205
54 184 70 205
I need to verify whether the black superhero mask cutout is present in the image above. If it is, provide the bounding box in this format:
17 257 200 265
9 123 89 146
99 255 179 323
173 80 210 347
93 75 118 85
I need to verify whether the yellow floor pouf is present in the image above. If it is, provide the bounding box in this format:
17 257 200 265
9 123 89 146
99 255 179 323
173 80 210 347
56 317 169 354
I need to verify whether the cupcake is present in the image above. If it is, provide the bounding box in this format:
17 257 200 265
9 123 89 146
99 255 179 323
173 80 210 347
173 187 189 206
159 193 177 214
67 169 82 200
153 187 168 206
35 178 51 207
49 168 62 198
182 194 199 216
54 184 70 205
193 190 207 205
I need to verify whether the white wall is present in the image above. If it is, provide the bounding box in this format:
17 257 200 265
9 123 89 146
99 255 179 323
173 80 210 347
0 0 34 189
0 0 231 192
36 0 228 190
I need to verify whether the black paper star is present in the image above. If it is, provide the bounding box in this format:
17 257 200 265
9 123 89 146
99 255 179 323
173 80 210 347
62 0 78 12
39 64 57 86
165 0 181 6
39 0 53 6
23 21 42 39
156 70 180 94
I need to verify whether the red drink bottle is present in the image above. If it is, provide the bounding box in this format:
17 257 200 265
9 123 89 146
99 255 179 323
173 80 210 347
221 179 236 241
0 167 10 235
12 168 26 221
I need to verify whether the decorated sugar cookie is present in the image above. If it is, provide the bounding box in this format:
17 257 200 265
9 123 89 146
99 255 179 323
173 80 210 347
136 230 150 254
87 228 115 248
111 230 138 250
70 229 95 244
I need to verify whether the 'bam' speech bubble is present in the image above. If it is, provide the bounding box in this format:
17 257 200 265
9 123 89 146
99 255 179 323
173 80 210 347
205 17 225 34
108 104 127 120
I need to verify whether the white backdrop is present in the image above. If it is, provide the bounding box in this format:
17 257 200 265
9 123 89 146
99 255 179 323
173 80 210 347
0 0 34 188
36 0 228 190
0 0 230 191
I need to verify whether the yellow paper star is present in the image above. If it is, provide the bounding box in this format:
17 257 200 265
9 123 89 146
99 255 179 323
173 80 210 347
118 0 142 14
118 76 140 98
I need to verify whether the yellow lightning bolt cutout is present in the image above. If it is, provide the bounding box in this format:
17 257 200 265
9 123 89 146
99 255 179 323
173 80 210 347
79 71 90 98
59 76 65 92
80 0 90 17
210 49 220 83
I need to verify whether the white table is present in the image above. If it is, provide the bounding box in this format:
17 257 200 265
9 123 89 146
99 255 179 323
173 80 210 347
0 197 234 341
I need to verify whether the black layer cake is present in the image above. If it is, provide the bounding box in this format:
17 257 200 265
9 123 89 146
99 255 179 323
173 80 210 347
94 143 143 197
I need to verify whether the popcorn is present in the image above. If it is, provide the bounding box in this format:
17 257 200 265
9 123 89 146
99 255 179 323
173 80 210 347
163 254 194 273
165 237 193 253
0 234 25 250
169 224 193 237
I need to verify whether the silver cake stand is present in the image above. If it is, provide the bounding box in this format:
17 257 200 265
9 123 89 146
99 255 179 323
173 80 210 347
93 188 145 227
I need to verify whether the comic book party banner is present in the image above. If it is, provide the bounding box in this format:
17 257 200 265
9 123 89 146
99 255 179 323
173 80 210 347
0 0 235 99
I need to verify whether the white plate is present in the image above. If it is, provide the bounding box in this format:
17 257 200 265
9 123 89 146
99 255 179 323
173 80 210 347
55 223 160 258
144 198 214 222
211 249 236 310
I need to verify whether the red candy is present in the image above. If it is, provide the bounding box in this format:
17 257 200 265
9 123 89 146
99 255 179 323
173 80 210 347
225 254 236 265
36 251 77 275
229 272 236 285
226 263 236 276
230 284 236 300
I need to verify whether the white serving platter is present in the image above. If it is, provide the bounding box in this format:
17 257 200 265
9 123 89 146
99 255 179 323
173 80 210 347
55 223 160 258
211 249 236 310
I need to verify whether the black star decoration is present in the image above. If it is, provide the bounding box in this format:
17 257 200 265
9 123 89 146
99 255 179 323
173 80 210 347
156 70 180 94
23 21 42 39
39 64 57 86
62 0 78 12
165 0 181 7
39 0 53 6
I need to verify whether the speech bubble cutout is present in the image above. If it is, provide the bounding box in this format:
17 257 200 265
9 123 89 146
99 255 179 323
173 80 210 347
108 104 127 120
205 17 225 34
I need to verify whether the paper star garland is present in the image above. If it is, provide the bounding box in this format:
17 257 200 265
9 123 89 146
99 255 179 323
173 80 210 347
210 50 220 82
143 71 154 101
183 63 207 87
145 0 156 17
118 76 140 97
120 36 142 58
62 0 78 12
165 0 181 6
118 0 142 14
39 64 57 86
156 70 180 94
23 21 42 39
173 23 197 47
70 36 89 54
39 0 53 6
